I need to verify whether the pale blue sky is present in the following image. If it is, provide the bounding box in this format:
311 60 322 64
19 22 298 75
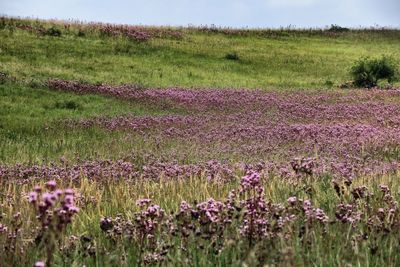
1 0 399 28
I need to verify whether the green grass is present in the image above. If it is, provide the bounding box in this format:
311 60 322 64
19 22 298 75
0 81 153 129
0 21 399 89
0 81 181 164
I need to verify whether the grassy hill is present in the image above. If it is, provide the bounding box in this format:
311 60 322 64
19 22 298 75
1 17 399 89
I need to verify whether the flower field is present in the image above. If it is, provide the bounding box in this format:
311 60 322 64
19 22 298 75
1 17 400 267
2 79 400 266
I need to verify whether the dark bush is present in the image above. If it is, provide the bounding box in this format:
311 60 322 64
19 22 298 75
328 24 350 33
225 52 239 60
55 100 81 110
77 29 86 37
350 56 397 88
0 17 6 30
324 80 334 88
0 72 8 84
45 27 62 37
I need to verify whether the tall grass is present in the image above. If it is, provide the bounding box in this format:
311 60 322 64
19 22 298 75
2 171 400 266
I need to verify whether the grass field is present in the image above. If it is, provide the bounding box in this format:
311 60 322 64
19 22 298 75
1 17 399 89
1 17 400 266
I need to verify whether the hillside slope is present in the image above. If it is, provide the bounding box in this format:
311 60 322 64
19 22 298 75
1 17 399 89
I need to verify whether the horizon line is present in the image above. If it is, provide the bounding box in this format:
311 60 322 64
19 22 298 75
2 14 400 31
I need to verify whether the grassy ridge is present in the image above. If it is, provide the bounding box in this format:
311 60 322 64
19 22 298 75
0 17 399 89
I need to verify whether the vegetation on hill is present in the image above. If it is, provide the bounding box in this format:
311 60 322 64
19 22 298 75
1 16 399 89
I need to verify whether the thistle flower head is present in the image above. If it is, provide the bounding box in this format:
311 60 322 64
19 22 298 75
28 191 38 203
287 196 297 205
34 261 45 267
46 180 57 190
137 198 152 207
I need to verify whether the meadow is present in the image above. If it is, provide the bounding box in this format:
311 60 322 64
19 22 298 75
1 17 400 266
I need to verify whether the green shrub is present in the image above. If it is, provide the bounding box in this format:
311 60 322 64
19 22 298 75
45 27 62 37
328 24 350 33
0 17 6 30
0 72 8 84
324 80 334 88
350 56 397 88
77 29 86 37
54 100 81 110
225 52 239 60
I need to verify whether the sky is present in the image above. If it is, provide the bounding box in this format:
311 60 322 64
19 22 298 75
1 0 399 28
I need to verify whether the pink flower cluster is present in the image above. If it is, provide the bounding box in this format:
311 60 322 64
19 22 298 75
99 171 335 262
96 23 183 42
1 157 399 185
28 180 79 233
9 18 183 42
